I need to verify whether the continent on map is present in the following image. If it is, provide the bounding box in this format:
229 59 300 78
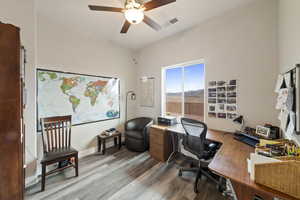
60 77 83 94
38 71 58 81
106 110 119 118
69 95 80 112
84 80 107 106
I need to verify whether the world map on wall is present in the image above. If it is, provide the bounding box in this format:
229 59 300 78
37 69 120 130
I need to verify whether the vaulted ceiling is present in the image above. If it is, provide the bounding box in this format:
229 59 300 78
37 0 255 50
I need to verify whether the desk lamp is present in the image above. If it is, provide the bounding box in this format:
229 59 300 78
233 115 244 132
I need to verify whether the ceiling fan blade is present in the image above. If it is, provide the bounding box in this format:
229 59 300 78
120 21 131 34
88 5 123 12
144 0 176 11
143 15 162 31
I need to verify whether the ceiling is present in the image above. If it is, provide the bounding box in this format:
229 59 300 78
37 0 255 50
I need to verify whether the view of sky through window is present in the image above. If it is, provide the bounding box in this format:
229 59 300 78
165 64 205 93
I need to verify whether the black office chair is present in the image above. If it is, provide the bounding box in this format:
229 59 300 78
178 118 221 193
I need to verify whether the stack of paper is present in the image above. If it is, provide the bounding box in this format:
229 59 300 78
247 153 281 180
275 72 295 136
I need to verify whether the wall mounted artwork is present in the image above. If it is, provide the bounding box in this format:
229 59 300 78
37 69 120 131
207 80 237 120
140 77 155 107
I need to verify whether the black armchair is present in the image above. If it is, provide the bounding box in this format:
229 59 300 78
125 117 153 152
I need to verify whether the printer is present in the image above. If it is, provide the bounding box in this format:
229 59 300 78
157 116 177 126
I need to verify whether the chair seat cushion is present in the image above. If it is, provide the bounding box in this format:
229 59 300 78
41 147 78 163
125 130 143 140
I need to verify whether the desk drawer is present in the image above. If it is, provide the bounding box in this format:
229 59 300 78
150 142 165 161
149 126 172 162
150 127 165 145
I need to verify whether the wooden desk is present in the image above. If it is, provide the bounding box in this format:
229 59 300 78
150 124 296 200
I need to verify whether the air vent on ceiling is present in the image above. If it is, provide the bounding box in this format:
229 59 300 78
169 18 178 24
162 17 179 28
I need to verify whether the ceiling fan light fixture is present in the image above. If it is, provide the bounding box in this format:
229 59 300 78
124 8 144 24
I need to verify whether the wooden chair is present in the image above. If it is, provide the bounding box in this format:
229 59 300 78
40 115 78 191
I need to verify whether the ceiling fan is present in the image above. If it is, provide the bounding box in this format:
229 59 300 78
88 0 176 34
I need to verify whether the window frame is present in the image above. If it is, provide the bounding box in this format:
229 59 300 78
161 59 205 121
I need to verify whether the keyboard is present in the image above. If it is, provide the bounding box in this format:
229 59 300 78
234 132 259 147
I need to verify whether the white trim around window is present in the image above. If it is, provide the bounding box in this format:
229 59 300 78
161 59 206 122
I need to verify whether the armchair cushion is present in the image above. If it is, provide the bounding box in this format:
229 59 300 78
125 117 153 132
125 130 144 140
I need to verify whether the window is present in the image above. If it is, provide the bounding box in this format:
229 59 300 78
162 61 205 121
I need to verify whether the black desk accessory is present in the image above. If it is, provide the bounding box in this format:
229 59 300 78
105 128 116 133
234 131 259 147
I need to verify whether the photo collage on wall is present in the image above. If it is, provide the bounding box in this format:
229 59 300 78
208 80 237 120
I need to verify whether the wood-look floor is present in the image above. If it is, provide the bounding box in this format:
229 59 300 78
25 147 226 200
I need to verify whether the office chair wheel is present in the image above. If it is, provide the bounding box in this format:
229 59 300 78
178 169 182 177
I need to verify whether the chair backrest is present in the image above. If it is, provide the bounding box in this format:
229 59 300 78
125 117 153 131
40 115 72 153
181 118 207 158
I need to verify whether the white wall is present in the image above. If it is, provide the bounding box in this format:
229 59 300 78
135 0 279 132
0 0 37 178
36 13 137 158
279 0 300 70
279 0 300 143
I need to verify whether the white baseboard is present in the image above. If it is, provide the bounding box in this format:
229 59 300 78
25 140 117 188
25 174 39 188
78 147 97 158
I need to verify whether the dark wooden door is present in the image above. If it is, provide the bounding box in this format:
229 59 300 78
0 23 23 200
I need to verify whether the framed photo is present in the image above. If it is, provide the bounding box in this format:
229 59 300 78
208 98 217 104
218 104 225 112
217 93 226 98
256 125 270 138
226 105 237 112
227 92 236 97
208 81 217 87
217 98 226 103
217 113 226 119
227 86 236 92
227 98 236 104
209 105 216 112
217 87 226 92
208 93 217 98
208 88 217 93
227 113 237 119
208 112 217 118
229 80 237 85
217 81 226 86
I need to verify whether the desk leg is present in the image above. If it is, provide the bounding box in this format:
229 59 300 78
98 137 101 153
102 140 106 155
114 137 118 147
167 132 179 163
118 135 122 149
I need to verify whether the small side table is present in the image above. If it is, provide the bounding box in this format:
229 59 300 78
97 130 122 155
